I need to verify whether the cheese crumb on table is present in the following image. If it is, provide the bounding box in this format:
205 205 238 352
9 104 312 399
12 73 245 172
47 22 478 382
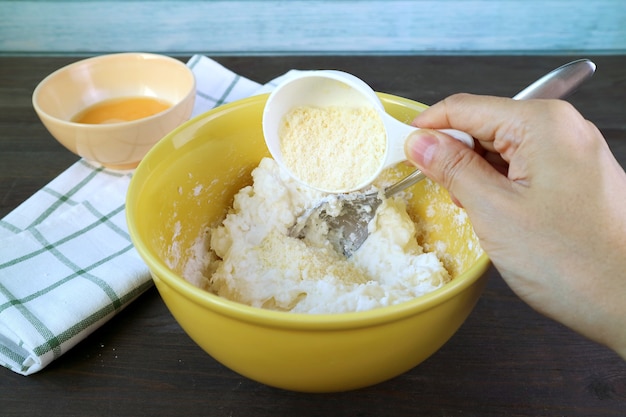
279 105 386 192
184 158 450 314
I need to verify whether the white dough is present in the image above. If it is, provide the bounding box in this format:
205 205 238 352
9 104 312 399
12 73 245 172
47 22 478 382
187 157 450 314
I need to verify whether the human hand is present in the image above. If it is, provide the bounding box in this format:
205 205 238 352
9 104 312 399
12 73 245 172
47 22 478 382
405 93 626 358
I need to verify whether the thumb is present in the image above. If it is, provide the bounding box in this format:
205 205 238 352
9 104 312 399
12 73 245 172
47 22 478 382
404 129 505 208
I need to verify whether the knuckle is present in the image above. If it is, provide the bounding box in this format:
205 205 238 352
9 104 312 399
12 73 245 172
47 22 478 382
540 99 576 120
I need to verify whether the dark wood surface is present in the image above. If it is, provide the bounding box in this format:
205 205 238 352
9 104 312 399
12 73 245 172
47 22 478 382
1 56 625 416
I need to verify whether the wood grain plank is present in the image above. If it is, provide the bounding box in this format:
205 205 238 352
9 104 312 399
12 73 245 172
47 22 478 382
1 0 625 55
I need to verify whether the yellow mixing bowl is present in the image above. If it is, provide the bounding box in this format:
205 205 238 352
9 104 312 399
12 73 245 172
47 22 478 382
126 92 490 393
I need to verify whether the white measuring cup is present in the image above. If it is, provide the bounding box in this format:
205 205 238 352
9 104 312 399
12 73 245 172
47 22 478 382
262 70 473 193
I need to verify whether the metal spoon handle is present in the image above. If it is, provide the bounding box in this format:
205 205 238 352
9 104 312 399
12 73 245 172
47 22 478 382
383 59 596 199
383 169 426 198
512 58 596 100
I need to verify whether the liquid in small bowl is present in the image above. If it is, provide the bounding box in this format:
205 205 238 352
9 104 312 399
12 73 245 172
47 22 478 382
73 96 171 124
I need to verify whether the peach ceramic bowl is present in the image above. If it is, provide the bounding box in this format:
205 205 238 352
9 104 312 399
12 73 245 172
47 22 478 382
32 53 195 169
126 92 491 392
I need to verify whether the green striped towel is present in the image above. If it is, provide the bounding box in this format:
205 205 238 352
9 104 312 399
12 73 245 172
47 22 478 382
0 55 274 375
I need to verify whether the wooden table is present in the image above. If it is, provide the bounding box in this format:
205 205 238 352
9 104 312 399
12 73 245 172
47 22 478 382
1 56 625 416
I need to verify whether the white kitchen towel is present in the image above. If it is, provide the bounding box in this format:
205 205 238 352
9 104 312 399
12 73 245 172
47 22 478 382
0 55 297 375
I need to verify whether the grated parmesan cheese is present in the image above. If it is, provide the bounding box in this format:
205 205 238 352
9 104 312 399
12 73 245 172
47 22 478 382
279 106 386 192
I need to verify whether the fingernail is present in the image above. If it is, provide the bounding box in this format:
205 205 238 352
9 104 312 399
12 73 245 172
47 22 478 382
405 130 438 168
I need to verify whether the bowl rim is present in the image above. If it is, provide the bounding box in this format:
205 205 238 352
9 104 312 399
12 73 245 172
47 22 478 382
126 93 491 331
31 52 196 129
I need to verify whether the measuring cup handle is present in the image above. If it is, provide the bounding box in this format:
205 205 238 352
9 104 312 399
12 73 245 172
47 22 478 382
436 129 474 148
383 114 474 168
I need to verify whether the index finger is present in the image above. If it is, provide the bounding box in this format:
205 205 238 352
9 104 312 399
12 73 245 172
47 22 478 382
412 93 528 153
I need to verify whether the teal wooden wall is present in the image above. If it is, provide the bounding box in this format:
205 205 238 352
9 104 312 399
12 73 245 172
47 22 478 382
1 0 625 55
